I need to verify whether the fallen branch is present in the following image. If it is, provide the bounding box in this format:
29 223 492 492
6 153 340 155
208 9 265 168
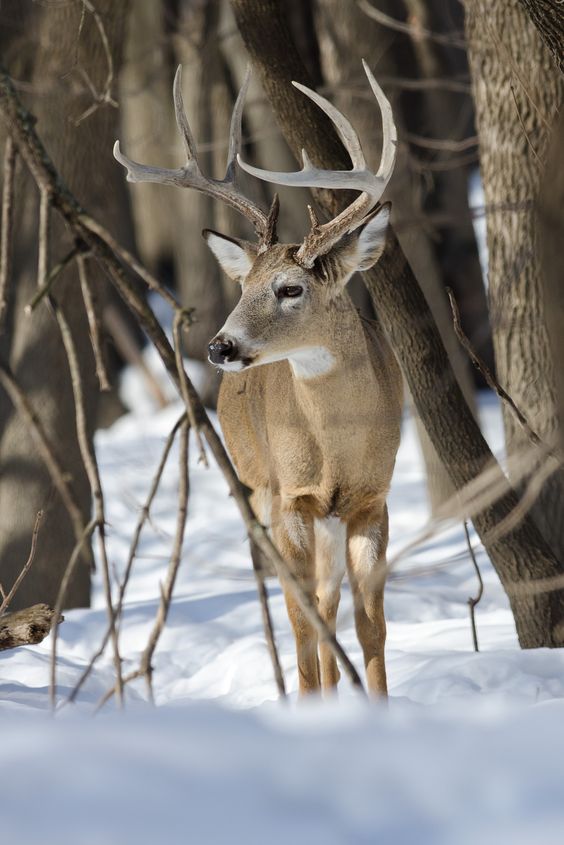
0 604 62 651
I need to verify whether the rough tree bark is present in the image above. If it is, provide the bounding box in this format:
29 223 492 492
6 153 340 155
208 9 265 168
516 0 564 74
538 109 564 454
465 0 564 564
229 0 564 648
0 1 130 610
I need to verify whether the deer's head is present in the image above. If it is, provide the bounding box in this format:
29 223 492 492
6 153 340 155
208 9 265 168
114 62 397 375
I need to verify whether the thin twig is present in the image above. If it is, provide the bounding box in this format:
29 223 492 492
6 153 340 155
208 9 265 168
103 303 169 409
97 419 191 710
50 517 97 709
78 254 110 391
357 0 466 48
405 132 479 153
447 287 547 451
25 245 82 313
73 0 117 126
464 520 483 652
0 510 44 614
485 453 561 544
78 213 180 311
0 136 16 332
173 309 208 466
65 414 185 706
49 298 123 707
142 419 190 703
38 188 49 292
250 539 286 698
510 82 542 165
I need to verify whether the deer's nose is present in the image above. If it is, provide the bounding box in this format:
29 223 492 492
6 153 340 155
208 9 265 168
208 335 237 364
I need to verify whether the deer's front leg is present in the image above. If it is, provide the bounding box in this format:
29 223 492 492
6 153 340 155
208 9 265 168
347 505 389 697
272 499 320 696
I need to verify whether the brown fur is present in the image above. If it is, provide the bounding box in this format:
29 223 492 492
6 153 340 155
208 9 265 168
212 233 403 697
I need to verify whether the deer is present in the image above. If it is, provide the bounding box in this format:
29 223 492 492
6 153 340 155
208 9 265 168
114 60 402 698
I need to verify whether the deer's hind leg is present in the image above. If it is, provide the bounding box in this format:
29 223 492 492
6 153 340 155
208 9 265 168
272 497 320 696
347 504 389 697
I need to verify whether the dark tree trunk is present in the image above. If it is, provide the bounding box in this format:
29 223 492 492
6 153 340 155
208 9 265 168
315 0 484 512
516 0 564 74
229 0 564 648
465 0 564 564
0 1 130 610
538 109 564 454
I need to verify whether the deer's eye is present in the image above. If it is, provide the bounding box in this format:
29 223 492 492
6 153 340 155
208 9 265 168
277 285 303 299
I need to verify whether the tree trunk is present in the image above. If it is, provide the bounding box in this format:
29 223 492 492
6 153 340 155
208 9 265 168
0 1 129 610
229 0 564 648
315 0 481 513
516 0 564 74
465 0 564 563
538 109 564 454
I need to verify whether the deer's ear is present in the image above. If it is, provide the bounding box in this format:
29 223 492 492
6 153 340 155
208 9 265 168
202 229 258 283
326 203 390 285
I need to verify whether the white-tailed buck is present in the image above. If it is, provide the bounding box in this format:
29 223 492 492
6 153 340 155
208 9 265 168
115 61 402 696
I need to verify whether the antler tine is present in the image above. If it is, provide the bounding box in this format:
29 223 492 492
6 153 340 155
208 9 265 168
173 65 198 164
292 81 366 171
362 60 397 182
225 65 251 183
113 66 268 237
237 62 397 266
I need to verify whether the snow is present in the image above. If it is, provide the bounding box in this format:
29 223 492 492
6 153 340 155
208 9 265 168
2 384 564 844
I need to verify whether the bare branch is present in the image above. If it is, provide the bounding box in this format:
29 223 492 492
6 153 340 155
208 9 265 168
510 82 542 165
464 520 483 652
0 136 16 333
65 414 186 706
49 298 123 706
78 255 110 391
173 309 207 466
405 133 479 153
72 0 117 126
103 303 168 408
138 418 190 703
447 287 547 451
37 188 49 292
25 245 82 313
0 510 44 614
357 0 466 49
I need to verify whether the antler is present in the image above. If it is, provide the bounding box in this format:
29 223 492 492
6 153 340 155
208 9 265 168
237 60 397 268
113 66 269 240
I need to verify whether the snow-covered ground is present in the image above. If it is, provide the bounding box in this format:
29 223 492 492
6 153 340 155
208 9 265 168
2 383 564 844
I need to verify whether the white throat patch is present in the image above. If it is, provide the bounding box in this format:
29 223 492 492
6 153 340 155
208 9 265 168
288 347 336 380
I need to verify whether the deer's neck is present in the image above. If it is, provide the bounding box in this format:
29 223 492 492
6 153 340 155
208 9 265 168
288 293 368 386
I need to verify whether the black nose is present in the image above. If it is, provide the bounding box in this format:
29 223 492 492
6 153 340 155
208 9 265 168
208 336 237 364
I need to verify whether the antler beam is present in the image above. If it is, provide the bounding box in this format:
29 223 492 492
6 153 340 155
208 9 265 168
237 60 397 267
114 66 269 238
